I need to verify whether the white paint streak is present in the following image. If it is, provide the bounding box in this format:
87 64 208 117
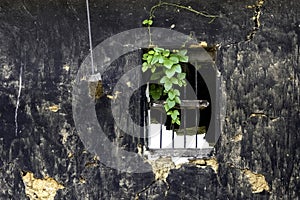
15 65 23 136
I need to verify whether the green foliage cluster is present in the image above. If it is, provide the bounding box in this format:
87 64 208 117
142 47 189 125
141 2 218 125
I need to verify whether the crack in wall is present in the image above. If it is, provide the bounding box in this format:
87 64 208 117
135 156 220 199
246 0 265 41
135 157 176 199
14 65 23 136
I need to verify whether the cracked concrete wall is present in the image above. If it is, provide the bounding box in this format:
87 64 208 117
0 0 299 199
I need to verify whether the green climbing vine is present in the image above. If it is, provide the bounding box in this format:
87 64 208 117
142 1 218 125
142 47 188 125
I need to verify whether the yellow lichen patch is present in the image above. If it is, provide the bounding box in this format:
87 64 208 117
106 91 122 101
247 0 264 10
126 81 132 88
189 41 207 48
231 133 243 142
59 128 69 144
199 41 208 48
189 157 218 173
62 65 70 72
189 159 206 165
85 155 100 167
243 169 270 193
48 105 60 113
21 171 64 200
206 158 218 173
147 157 175 182
249 113 268 118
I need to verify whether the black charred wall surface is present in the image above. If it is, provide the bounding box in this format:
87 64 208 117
0 0 299 199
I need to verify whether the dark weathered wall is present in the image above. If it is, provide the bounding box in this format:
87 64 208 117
0 0 299 199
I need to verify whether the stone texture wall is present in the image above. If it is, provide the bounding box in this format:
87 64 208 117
0 0 299 199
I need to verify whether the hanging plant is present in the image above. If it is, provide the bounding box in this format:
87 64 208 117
142 46 188 125
142 2 218 125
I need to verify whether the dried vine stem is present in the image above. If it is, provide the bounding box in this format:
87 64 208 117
149 1 218 21
145 1 219 45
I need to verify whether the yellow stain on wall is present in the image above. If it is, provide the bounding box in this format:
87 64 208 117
189 157 219 173
243 169 270 193
62 65 70 72
147 157 175 182
21 171 64 200
48 105 60 113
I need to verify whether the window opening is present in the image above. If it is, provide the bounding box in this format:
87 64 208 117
143 48 221 158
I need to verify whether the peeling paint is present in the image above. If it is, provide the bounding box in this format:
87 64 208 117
47 105 60 113
246 0 265 41
59 128 69 144
231 133 243 142
189 157 219 173
243 169 270 193
62 64 70 71
21 171 64 200
147 157 175 182
249 112 268 118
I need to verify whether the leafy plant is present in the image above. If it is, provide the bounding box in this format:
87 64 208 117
142 2 217 125
142 47 188 125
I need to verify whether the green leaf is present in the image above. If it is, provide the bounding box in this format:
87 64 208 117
163 50 170 57
177 73 186 80
169 56 179 64
149 84 163 100
175 118 181 125
150 84 156 90
166 68 176 78
142 53 148 60
142 62 148 72
164 104 170 111
170 77 178 84
154 47 164 52
148 50 155 54
151 55 159 65
182 79 187 86
150 71 163 80
142 19 153 26
163 58 173 69
158 55 164 64
168 91 175 100
160 76 168 84
167 99 176 109
151 90 162 100
173 89 180 96
142 19 149 25
147 55 153 64
178 81 183 87
173 109 180 116
175 96 181 104
179 55 189 63
164 81 172 91
151 66 156 73
152 94 161 100
178 49 187 56
173 64 182 73
171 110 179 120
148 19 153 25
